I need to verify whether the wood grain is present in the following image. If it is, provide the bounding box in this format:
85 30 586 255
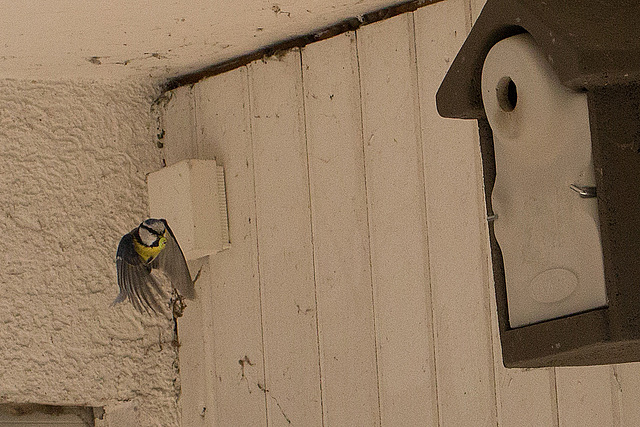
302 32 381 426
357 13 439 427
248 49 323 427
195 67 268 427
415 1 497 425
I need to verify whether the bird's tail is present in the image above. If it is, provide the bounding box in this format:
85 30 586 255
111 292 127 307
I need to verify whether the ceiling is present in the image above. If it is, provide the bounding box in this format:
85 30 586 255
1 0 406 82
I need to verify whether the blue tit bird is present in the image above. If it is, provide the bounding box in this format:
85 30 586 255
113 218 196 314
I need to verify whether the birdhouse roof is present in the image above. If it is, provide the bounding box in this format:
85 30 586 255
436 0 640 119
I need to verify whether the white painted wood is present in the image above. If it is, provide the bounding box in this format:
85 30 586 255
160 84 210 427
248 50 323 427
613 363 640 426
194 68 268 427
494 366 558 427
414 1 497 425
177 267 212 427
556 366 616 427
158 5 640 427
357 13 439 427
301 33 381 426
161 85 198 167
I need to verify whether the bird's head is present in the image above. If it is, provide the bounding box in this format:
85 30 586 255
138 218 168 249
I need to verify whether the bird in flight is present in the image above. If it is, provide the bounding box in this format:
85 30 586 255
113 218 196 314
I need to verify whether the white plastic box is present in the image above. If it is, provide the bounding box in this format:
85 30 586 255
147 159 229 260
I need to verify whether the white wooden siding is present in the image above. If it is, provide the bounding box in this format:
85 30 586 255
162 0 640 425
249 52 325 427
196 70 268 427
415 1 497 425
357 14 438 426
303 33 381 427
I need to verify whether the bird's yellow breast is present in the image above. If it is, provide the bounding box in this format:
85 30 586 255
134 235 167 263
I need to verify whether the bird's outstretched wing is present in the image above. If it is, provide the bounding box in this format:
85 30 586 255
151 220 196 299
113 231 169 314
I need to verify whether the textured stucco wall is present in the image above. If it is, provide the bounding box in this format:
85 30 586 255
0 79 180 426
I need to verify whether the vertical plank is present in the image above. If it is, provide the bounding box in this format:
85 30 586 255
195 68 268 427
161 85 198 166
414 1 497 425
613 363 640 425
494 365 558 427
357 14 439 427
175 282 209 427
176 261 214 427
160 85 206 427
302 33 381 426
556 366 616 426
248 50 323 427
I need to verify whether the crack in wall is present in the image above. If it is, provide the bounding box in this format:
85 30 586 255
257 383 292 425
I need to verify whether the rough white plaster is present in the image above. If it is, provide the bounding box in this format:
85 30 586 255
0 78 180 426
0 0 406 80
